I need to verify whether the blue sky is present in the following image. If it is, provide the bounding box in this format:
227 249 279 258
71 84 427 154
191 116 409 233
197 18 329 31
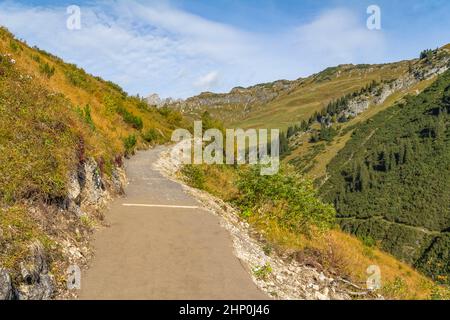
0 0 449 98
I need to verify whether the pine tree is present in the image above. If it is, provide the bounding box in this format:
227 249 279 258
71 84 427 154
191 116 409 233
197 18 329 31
359 163 370 192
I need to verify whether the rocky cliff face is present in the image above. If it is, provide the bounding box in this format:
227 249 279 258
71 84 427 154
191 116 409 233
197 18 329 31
146 93 184 108
168 80 299 113
339 50 450 120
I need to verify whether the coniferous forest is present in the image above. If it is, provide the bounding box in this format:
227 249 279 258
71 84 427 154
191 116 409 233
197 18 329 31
321 70 450 283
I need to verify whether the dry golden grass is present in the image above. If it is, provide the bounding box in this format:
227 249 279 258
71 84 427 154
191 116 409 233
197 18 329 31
246 210 449 299
1 28 184 165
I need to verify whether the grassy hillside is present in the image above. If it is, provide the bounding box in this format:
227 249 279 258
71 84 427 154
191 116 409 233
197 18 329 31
0 26 188 203
175 46 449 185
320 69 450 284
285 76 437 181
284 47 449 180
0 27 186 297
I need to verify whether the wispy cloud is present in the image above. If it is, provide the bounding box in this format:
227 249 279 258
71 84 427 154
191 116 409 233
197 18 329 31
194 71 220 90
0 1 387 98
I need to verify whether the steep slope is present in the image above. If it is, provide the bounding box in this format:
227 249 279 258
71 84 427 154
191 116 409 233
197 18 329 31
0 27 186 299
285 47 450 180
320 69 450 283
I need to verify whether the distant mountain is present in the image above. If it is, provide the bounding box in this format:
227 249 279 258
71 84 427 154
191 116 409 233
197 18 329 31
170 46 449 132
146 93 183 108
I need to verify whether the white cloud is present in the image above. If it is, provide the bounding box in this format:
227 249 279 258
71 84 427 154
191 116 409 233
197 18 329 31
194 71 220 90
0 1 387 98
290 9 386 71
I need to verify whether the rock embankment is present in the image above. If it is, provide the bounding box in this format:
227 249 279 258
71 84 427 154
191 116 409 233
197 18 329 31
1 157 126 300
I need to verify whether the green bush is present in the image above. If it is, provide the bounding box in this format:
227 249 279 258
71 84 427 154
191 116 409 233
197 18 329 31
76 104 95 130
181 165 205 189
39 62 55 78
319 125 338 142
31 54 41 63
123 134 137 155
253 263 272 281
142 128 159 143
9 40 20 52
235 166 336 235
117 105 143 130
420 49 434 60
64 66 90 89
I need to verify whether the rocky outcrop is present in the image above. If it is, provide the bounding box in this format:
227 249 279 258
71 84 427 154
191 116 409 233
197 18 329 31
168 80 299 113
341 50 450 120
146 93 184 108
1 242 54 300
0 157 127 301
16 242 54 300
67 158 126 217
0 269 16 300
146 93 163 107
79 158 109 209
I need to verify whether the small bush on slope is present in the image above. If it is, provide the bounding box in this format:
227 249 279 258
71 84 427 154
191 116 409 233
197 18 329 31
234 166 335 236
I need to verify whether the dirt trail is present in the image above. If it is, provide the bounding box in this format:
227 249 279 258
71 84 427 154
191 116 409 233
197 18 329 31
79 147 267 300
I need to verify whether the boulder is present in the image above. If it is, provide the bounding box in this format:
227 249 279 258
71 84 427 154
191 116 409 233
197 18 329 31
0 269 15 300
16 242 54 300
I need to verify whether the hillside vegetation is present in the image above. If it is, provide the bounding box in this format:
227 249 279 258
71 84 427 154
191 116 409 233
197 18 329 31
180 162 449 299
0 27 186 298
173 45 450 298
320 69 450 284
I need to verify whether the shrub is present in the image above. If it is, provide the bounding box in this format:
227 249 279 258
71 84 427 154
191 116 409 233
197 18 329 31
105 80 127 97
319 126 338 142
9 40 20 52
123 134 137 155
420 49 433 60
117 105 143 130
235 166 336 235
39 62 55 78
64 67 90 89
142 128 159 143
181 165 205 189
31 54 41 63
253 263 272 281
76 105 95 130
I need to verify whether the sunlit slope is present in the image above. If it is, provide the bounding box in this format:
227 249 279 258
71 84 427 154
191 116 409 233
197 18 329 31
0 27 185 203
233 63 409 130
